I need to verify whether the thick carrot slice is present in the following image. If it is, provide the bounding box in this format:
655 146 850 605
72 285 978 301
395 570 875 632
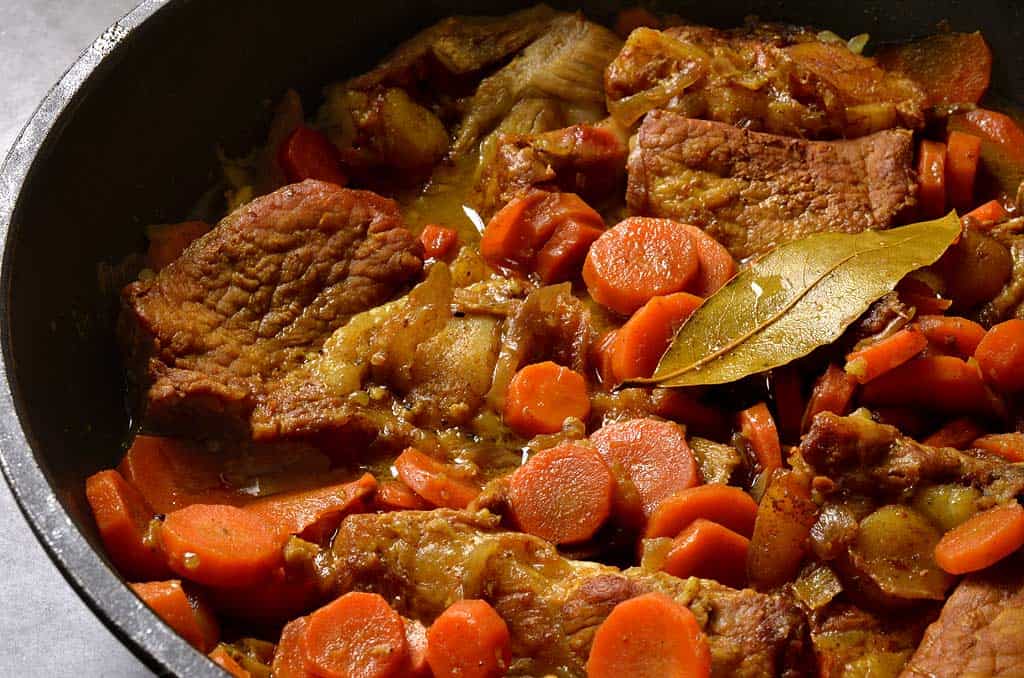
675 223 737 296
844 327 928 384
508 443 614 544
661 519 750 588
402 617 431 678
426 599 512 678
915 315 986 359
271 616 310 678
586 592 711 678
209 647 252 678
738 402 783 474
503 361 591 436
611 292 703 380
971 433 1024 462
645 484 758 539
85 469 171 581
592 329 620 388
934 504 1024 574
877 32 992 106
146 221 211 270
860 355 993 415
946 131 982 211
583 217 699 315
772 368 804 444
419 224 458 261
206 567 321 627
949 108 1024 199
394 448 480 509
963 199 1009 228
922 417 985 449
277 126 347 186
375 480 429 511
747 471 818 590
160 504 282 587
535 220 604 283
130 580 219 652
591 418 700 519
244 473 376 543
976 319 1024 393
303 592 408 678
802 364 858 432
917 139 948 219
118 435 240 513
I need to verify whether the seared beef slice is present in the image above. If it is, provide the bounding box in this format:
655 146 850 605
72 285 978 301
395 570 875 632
627 111 916 259
120 180 422 436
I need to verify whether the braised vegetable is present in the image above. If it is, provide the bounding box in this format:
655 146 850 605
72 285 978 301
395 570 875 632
748 471 818 589
503 361 591 435
131 581 219 653
738 402 783 474
85 470 170 581
611 292 702 380
393 448 480 510
426 600 512 678
645 484 758 540
660 519 750 587
303 592 408 678
934 504 1024 574
976 319 1024 392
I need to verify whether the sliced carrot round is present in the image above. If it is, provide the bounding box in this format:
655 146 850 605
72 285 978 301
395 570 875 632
536 220 605 283
586 592 711 678
160 504 282 588
130 580 220 653
503 361 591 436
645 484 758 539
591 418 700 519
934 503 1024 574
915 315 986 359
271 616 309 678
402 617 431 678
976 319 1024 393
509 443 614 544
420 224 458 261
661 519 750 588
583 217 699 315
303 592 408 678
971 433 1024 462
675 223 737 296
917 139 947 219
426 599 512 678
376 480 429 511
85 469 170 581
611 292 703 380
747 471 818 589
394 448 480 510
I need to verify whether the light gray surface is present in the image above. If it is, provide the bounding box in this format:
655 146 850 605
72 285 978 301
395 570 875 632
1 0 155 675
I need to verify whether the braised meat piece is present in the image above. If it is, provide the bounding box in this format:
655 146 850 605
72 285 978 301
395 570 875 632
627 112 916 259
322 509 810 677
902 562 1024 677
605 24 925 138
120 180 423 437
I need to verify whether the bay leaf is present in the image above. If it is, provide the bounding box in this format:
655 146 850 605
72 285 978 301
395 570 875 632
638 213 961 388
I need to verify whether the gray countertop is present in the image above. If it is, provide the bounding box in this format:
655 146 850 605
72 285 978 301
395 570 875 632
1 0 154 675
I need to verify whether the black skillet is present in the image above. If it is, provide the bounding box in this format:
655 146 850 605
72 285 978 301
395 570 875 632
1 0 1022 675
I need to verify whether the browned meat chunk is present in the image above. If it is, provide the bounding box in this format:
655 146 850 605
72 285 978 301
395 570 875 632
902 563 1024 677
120 180 423 437
322 509 810 677
605 24 925 138
627 112 916 259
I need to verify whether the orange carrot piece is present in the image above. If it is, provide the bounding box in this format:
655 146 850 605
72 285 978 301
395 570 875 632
922 417 985 449
271 616 311 678
976 319 1024 393
972 433 1024 462
206 567 321 627
674 223 737 297
915 315 987 358
611 292 703 380
583 217 699 315
402 617 431 678
209 647 252 678
85 469 171 581
949 108 1024 199
419 224 458 260
661 519 750 588
946 131 983 211
503 361 591 436
896 276 953 314
244 473 376 543
963 199 1009 228
535 220 604 284
586 592 711 678
146 221 211 270
917 139 947 219
592 329 620 388
508 443 614 544
277 126 347 186
860 355 993 415
747 471 818 590
591 418 700 519
844 327 928 384
426 600 512 678
877 32 992 106
118 435 240 513
645 484 758 539
394 448 480 510
303 592 408 678
738 402 783 474
772 368 805 444
935 504 1024 574
130 580 220 652
802 364 858 432
160 504 282 587
375 480 429 511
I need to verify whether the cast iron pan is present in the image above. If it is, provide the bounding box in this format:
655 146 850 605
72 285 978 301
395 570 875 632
1 0 1023 675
